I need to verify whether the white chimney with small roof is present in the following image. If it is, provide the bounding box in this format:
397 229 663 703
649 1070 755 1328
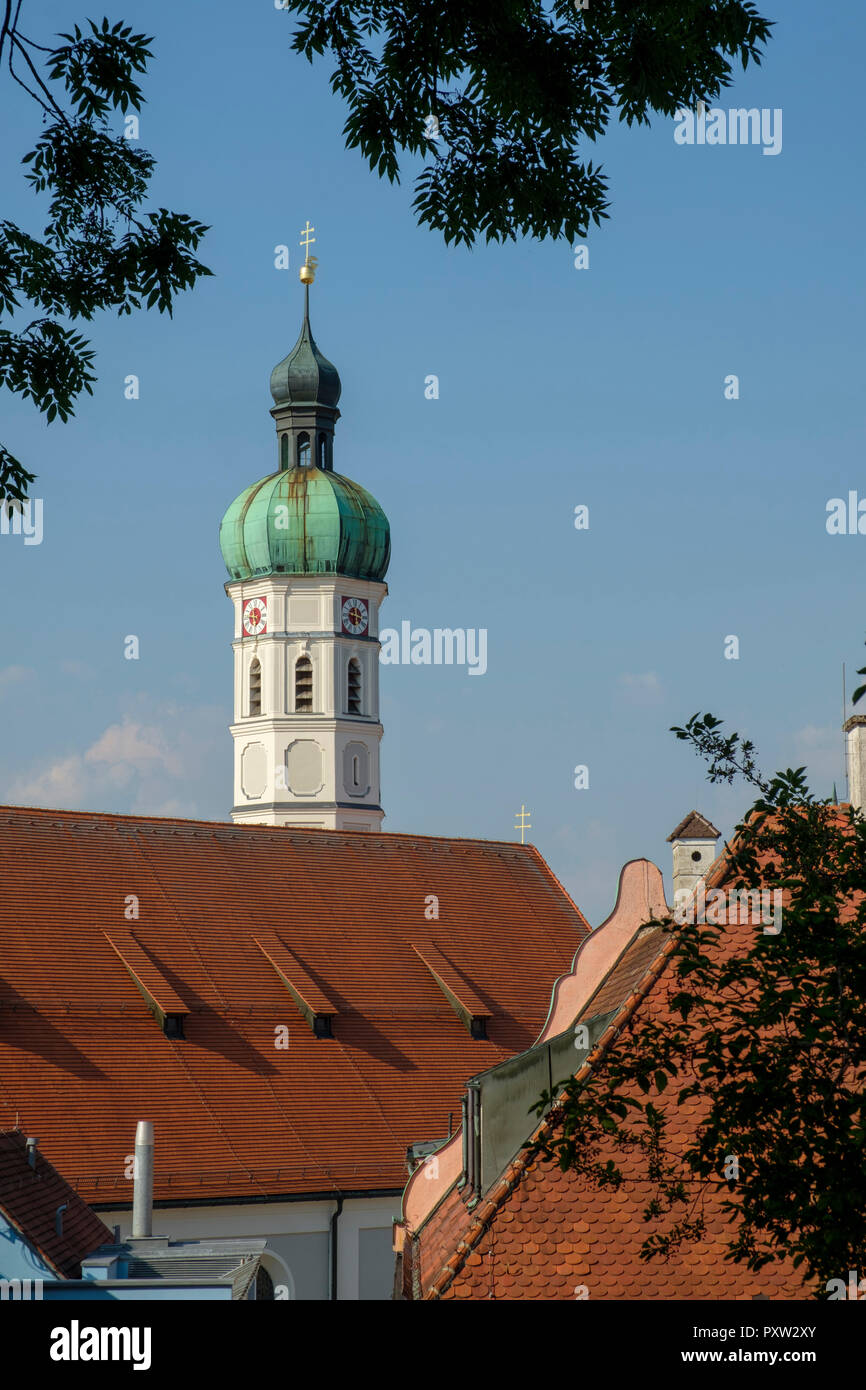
667 811 721 906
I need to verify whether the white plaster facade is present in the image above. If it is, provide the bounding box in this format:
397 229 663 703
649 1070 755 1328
228 574 388 829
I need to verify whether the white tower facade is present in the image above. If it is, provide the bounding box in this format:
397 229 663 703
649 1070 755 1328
227 574 387 829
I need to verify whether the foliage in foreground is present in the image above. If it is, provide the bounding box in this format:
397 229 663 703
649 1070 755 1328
1 9 211 508
284 0 773 246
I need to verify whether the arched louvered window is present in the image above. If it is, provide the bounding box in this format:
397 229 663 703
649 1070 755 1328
295 655 313 711
347 657 361 715
298 432 311 468
280 433 289 470
249 658 262 716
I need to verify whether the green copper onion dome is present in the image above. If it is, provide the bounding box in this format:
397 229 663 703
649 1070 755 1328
222 271 388 584
220 466 390 582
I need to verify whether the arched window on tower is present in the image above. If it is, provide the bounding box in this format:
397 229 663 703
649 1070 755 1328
318 433 327 469
295 655 313 712
280 433 289 470
249 658 262 716
297 432 311 468
347 657 362 715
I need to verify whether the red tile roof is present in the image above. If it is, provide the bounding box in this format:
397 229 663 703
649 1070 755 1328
410 941 492 1026
0 805 589 1203
406 853 815 1300
0 1130 113 1277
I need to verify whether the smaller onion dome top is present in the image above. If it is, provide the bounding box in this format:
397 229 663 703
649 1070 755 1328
269 292 341 409
220 465 390 583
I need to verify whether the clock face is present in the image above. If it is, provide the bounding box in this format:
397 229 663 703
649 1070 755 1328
341 596 369 636
242 597 267 636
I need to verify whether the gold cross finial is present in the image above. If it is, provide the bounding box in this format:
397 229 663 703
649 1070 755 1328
514 804 532 844
299 221 318 284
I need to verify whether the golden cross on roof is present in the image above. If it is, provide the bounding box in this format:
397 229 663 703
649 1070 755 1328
300 220 316 261
514 804 532 844
299 220 319 285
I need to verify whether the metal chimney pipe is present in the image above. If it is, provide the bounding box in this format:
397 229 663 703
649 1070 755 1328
131 1121 154 1238
25 1137 38 1169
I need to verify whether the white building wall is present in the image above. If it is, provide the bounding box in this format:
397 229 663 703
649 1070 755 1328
98 1195 400 1301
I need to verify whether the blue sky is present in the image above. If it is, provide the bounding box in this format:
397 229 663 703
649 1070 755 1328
1 0 863 923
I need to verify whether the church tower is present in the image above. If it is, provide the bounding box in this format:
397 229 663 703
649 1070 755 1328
219 240 390 830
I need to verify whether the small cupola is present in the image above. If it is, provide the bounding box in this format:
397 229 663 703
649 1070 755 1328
269 298 342 412
667 811 721 906
269 253 341 473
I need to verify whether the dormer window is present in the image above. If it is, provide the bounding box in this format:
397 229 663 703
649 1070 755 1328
298 433 311 468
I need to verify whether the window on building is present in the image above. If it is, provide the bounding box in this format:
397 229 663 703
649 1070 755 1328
318 433 327 469
352 755 360 788
298 432 311 468
280 433 289 470
295 655 313 711
249 658 262 716
347 657 361 715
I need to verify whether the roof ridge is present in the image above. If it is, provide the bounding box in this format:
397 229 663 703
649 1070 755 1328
0 803 542 851
424 934 679 1300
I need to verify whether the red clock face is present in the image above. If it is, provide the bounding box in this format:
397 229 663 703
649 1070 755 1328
242 597 267 636
341 596 368 636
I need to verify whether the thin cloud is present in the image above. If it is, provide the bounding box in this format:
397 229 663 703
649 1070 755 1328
5 704 224 817
0 665 34 691
618 671 663 705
